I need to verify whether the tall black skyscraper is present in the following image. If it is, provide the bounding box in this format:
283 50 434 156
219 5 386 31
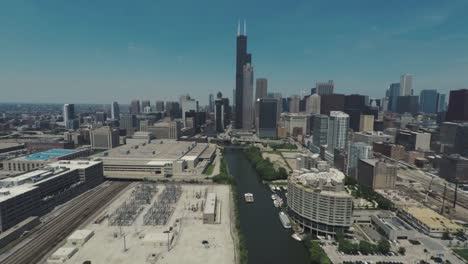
446 89 468 122
235 20 252 129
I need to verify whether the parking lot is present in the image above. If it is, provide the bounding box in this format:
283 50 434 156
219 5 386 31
321 239 444 264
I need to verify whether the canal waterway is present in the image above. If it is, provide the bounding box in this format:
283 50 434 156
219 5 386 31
224 148 310 264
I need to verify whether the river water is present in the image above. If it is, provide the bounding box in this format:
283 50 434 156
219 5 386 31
224 149 310 264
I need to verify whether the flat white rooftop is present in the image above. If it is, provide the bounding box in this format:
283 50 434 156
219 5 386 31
204 192 216 215
67 229 94 241
96 141 202 166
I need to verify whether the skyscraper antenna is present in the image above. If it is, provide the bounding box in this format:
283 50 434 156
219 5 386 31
237 20 240 36
244 19 247 36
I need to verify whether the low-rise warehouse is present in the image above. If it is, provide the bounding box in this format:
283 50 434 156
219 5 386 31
47 247 78 264
203 192 217 224
371 213 416 240
93 140 215 179
67 229 94 247
0 160 103 232
398 206 463 238
0 143 25 154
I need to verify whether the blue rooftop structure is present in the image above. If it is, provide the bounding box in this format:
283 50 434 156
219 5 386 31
24 149 76 161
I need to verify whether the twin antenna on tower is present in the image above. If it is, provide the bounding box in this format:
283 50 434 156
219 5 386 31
237 19 247 36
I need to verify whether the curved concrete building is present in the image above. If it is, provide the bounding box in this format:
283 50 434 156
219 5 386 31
287 168 353 236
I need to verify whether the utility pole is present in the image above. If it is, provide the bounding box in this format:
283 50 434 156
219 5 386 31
167 230 170 252
425 176 435 203
441 183 447 215
453 180 458 209
123 233 127 252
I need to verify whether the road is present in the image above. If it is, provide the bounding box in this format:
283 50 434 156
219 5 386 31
0 181 130 264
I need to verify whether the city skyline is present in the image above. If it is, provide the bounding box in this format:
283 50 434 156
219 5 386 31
2 1 468 104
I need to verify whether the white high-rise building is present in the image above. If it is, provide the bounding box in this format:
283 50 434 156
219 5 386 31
242 63 254 130
306 94 320 115
287 168 353 235
400 74 413 96
327 111 349 154
63 104 74 124
111 102 120 120
181 95 198 122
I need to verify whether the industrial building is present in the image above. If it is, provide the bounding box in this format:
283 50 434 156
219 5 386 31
371 213 416 240
67 229 95 247
203 192 217 224
0 160 103 232
287 168 353 236
2 148 91 172
93 140 216 179
398 206 463 238
0 143 25 154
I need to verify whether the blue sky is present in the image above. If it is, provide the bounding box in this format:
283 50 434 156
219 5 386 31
1 0 468 105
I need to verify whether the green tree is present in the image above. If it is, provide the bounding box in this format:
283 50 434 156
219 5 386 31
398 247 406 255
309 241 331 264
339 240 358 254
277 167 288 180
335 230 345 243
359 240 375 255
377 239 391 254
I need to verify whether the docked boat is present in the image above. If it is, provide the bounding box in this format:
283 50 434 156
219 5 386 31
279 212 291 229
273 200 280 207
271 194 277 200
292 233 303 241
244 193 254 203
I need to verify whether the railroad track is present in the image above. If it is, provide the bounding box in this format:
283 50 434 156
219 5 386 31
0 181 130 264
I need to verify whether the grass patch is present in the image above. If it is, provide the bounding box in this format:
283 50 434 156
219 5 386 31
211 156 234 185
204 162 215 175
454 248 468 262
269 142 297 150
305 240 331 264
